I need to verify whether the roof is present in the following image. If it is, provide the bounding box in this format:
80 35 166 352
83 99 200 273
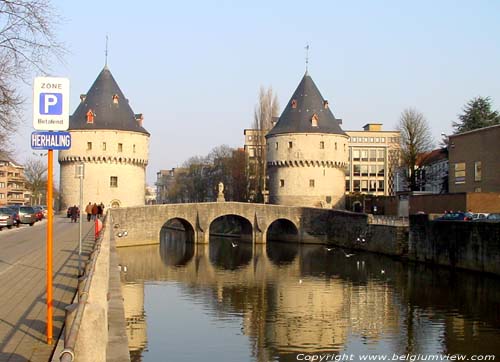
416 148 448 167
69 66 149 135
448 123 500 139
267 72 346 137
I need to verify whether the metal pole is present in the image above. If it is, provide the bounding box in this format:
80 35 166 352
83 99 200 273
46 149 53 344
78 173 83 277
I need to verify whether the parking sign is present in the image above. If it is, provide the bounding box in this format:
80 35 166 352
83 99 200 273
33 77 70 131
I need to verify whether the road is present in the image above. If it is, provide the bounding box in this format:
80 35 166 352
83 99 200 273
0 215 94 362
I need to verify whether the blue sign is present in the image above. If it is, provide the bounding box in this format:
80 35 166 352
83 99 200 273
31 131 71 150
39 93 63 115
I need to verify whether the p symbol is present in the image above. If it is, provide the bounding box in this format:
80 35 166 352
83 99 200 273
40 93 63 115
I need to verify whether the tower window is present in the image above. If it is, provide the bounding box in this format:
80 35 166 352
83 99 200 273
311 113 319 127
323 100 329 109
112 94 119 104
335 142 337 150
86 109 95 124
291 99 297 109
133 144 136 153
87 142 92 151
110 176 118 188
280 179 285 187
320 141 324 149
309 179 315 187
275 142 278 150
118 143 123 152
288 141 293 149
102 142 106 151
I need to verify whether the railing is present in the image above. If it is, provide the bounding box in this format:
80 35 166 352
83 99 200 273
59 217 106 362
369 215 409 226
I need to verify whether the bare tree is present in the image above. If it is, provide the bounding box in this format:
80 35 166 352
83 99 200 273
23 157 47 204
0 0 65 154
250 86 279 202
397 108 434 191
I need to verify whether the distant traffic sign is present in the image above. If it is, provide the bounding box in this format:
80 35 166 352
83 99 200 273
31 131 71 150
33 77 70 131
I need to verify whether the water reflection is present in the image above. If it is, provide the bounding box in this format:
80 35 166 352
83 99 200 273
119 231 500 362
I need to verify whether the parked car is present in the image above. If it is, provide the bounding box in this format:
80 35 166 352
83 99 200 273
0 207 14 230
434 212 473 221
4 206 20 227
32 206 44 221
484 213 500 222
9 205 36 226
35 205 48 218
471 212 489 220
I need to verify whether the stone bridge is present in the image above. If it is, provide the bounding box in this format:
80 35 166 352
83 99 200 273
109 202 377 248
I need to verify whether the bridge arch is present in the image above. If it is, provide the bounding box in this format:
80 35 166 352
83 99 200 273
208 214 253 242
160 218 195 243
265 218 299 243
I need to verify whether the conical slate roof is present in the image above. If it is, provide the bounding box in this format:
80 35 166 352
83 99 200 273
69 66 149 135
267 72 346 137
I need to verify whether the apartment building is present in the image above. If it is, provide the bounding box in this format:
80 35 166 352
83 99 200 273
345 123 401 196
0 155 28 205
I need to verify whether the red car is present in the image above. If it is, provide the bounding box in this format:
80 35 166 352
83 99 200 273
33 206 44 221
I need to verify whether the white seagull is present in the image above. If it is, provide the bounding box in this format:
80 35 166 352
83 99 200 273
342 250 355 258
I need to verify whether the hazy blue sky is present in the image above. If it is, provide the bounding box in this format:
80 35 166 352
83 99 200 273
15 0 500 185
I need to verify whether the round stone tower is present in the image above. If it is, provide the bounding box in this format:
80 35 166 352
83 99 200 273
266 72 348 208
59 66 149 209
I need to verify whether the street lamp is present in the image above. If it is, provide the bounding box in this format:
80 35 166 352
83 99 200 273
75 163 85 277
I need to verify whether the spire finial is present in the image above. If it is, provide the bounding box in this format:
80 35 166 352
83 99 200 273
105 35 109 66
305 43 310 73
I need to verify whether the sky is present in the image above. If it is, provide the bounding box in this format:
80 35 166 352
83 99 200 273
13 0 500 185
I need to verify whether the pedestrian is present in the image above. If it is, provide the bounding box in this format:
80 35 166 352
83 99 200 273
97 203 103 219
91 203 98 220
85 202 92 222
98 202 105 219
70 205 78 223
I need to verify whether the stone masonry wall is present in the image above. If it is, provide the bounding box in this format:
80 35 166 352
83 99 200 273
409 214 500 275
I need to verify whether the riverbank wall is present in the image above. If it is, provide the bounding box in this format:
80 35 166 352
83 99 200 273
408 214 500 275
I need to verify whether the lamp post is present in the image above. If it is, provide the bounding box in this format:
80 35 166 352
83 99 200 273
75 163 84 276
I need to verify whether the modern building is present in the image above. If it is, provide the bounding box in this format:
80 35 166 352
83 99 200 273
59 65 150 210
448 124 500 193
415 148 448 193
0 155 28 205
345 123 401 196
243 128 267 202
266 72 349 208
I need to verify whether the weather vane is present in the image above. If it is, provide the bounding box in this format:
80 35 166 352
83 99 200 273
105 35 109 66
305 43 310 72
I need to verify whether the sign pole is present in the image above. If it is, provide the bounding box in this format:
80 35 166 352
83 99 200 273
46 149 53 344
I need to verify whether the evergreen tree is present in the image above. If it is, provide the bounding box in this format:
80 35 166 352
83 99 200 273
453 96 500 133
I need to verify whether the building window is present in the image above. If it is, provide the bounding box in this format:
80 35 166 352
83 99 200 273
311 113 319 127
320 141 324 149
364 137 368 143
0 193 4 199
288 141 293 149
454 162 466 184
280 179 285 187
369 150 377 161
474 187 482 192
370 165 377 177
335 142 338 150
353 165 360 176
112 94 119 104
377 166 385 176
345 180 350 192
86 109 95 123
377 149 385 161
354 180 360 191
361 150 368 161
361 165 368 176
102 142 106 151
275 142 278 150
369 180 377 192
133 144 136 153
87 142 92 151
0 182 5 188
474 161 482 181
291 99 297 109
375 138 380 143
352 137 357 143
118 143 123 152
309 179 315 187
378 180 385 191
110 176 118 188
353 150 360 161
381 137 385 143
370 137 374 143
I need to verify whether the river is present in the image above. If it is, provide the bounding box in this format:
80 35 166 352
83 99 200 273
117 229 500 362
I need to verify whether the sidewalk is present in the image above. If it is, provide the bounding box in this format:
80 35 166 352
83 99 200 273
0 218 95 362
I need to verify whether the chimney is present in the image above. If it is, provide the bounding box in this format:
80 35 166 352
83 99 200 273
135 113 144 127
80 94 86 102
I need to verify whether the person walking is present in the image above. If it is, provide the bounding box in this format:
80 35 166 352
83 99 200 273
70 205 78 223
91 203 98 220
85 202 93 222
97 203 103 219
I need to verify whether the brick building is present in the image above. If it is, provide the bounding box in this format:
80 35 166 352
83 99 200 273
0 155 28 205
